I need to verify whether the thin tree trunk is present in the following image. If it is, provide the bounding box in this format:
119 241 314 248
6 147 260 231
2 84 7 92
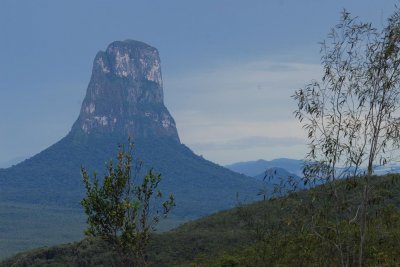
358 182 368 267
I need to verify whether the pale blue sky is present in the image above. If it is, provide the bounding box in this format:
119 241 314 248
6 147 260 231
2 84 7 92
0 0 398 166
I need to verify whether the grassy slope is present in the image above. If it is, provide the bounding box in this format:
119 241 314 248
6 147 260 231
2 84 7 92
0 203 84 259
0 135 262 259
0 202 186 260
3 174 400 266
0 205 257 267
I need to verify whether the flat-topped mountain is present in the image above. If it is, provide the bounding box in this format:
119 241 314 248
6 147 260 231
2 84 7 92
0 40 261 257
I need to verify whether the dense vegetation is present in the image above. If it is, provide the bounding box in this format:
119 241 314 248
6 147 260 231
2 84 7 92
293 8 400 266
0 134 262 258
2 173 400 266
0 135 261 216
81 141 175 266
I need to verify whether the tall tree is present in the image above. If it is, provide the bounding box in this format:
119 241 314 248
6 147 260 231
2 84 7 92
293 8 400 266
81 141 175 267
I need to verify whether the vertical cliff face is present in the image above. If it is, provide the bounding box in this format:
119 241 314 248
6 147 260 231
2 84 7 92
71 40 180 143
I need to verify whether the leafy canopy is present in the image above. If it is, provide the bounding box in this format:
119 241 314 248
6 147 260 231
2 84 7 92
80 141 175 266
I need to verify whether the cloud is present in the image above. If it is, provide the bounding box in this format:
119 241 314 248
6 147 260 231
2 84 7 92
164 60 322 119
162 59 322 164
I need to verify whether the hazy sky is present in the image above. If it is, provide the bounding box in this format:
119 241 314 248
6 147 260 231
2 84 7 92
0 0 398 166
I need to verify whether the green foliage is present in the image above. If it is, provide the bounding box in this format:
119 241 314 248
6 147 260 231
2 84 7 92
80 141 175 266
293 7 400 266
2 174 400 266
0 134 261 258
196 176 400 267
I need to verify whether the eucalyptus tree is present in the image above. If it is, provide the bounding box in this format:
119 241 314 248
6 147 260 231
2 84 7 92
293 8 400 266
81 141 175 267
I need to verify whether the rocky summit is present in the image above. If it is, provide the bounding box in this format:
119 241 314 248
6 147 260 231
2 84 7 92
0 40 261 257
71 40 179 142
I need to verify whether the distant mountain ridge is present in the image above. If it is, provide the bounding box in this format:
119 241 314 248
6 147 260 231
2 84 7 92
225 159 304 194
226 158 400 181
225 158 304 177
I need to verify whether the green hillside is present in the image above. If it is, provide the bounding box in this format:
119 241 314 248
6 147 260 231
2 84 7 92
0 134 262 217
3 173 400 266
0 134 262 259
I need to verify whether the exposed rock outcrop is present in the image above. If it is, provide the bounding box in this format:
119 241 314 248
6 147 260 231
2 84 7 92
71 40 179 142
